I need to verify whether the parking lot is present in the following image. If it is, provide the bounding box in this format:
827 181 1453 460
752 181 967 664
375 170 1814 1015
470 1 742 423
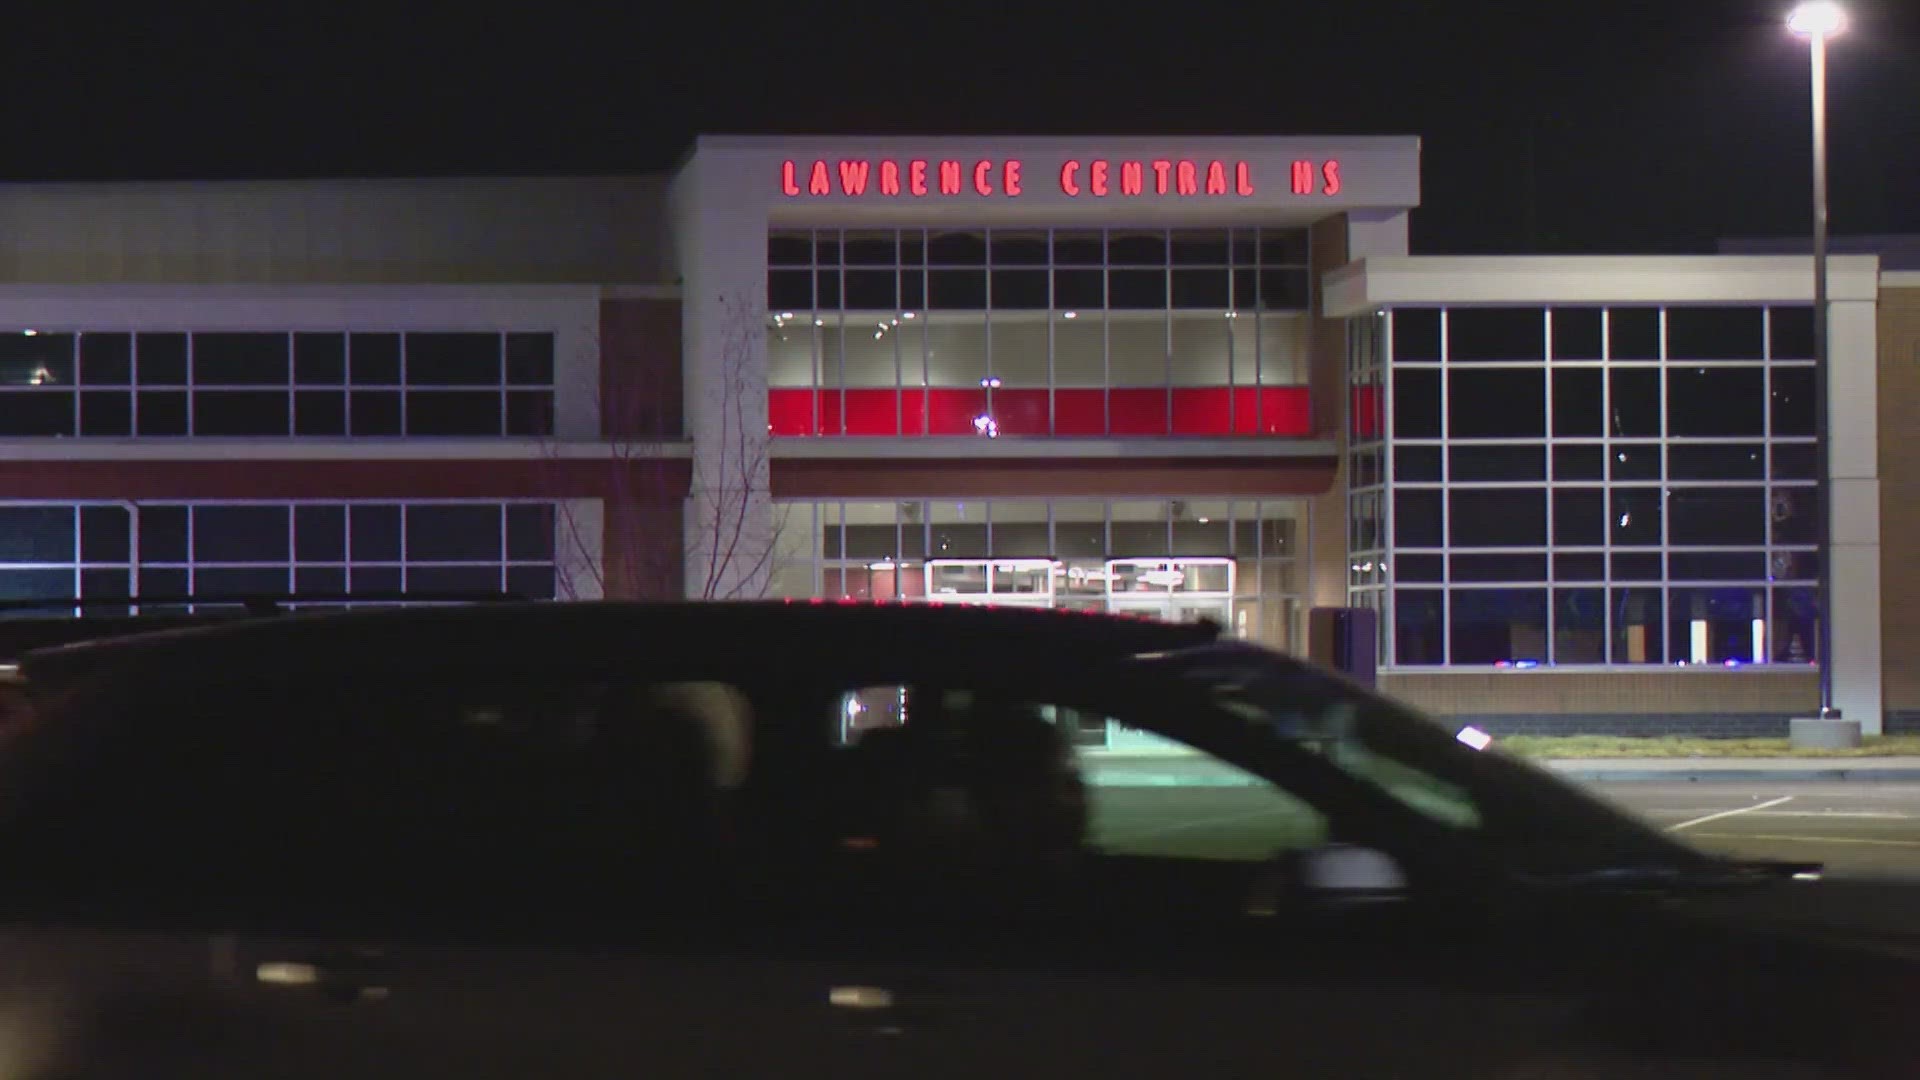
1084 759 1920 881
1594 782 1920 880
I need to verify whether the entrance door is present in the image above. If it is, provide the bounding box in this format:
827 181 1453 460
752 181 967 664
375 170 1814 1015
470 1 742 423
1102 559 1235 628
1107 594 1233 626
918 560 1057 608
1099 559 1236 752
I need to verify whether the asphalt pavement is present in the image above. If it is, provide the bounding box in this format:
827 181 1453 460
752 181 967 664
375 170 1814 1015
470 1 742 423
1594 781 1920 881
1082 755 1920 881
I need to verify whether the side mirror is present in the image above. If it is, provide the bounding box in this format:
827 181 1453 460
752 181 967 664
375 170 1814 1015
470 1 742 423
1297 843 1408 896
1247 843 1409 915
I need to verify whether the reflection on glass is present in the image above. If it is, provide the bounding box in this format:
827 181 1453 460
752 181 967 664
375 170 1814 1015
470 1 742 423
1171 316 1232 387
1106 317 1166 385
925 320 987 388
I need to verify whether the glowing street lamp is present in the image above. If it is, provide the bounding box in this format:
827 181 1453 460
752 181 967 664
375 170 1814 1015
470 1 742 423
1787 1 1845 37
1787 1 1844 718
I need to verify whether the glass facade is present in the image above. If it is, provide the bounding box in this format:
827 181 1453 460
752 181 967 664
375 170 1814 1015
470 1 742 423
0 501 559 612
766 228 1312 438
0 331 556 438
1357 305 1820 668
1347 314 1388 660
770 498 1306 650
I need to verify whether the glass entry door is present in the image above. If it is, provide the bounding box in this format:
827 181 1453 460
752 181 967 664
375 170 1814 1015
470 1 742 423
919 559 1057 608
1098 558 1235 753
1103 558 1235 627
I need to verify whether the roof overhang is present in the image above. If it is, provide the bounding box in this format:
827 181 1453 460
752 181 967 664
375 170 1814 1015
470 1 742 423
1323 255 1883 318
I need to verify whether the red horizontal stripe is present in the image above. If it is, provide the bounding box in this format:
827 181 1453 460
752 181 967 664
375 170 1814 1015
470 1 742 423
0 458 691 502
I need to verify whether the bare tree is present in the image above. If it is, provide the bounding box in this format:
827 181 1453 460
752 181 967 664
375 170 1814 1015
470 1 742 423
684 289 787 600
546 289 784 601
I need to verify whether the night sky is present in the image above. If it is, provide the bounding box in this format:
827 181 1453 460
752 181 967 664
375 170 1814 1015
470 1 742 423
6 1 1916 256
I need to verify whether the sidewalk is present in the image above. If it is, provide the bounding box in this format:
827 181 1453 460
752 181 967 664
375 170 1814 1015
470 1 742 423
1545 756 1920 783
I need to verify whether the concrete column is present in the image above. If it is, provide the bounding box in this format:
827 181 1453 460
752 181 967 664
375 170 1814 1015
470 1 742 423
1307 216 1353 617
1345 210 1410 260
554 497 604 600
551 300 605 439
672 168 775 600
1828 296 1883 732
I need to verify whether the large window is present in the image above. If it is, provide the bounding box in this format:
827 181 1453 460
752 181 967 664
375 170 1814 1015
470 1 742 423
0 501 558 613
0 331 555 438
767 228 1312 438
769 498 1305 652
1346 314 1388 661
1360 305 1818 668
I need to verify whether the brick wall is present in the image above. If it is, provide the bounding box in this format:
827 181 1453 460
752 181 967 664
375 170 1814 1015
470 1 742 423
597 296 687 600
1380 669 1820 737
1886 711 1920 736
1880 287 1920 713
1447 714 1801 738
600 296 683 440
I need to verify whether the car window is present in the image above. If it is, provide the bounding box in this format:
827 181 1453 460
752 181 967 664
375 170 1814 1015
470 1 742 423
0 674 756 928
833 685 1327 866
1206 689 1482 831
1151 645 1708 876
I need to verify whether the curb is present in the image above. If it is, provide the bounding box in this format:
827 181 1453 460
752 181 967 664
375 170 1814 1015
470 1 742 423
1554 768 1920 784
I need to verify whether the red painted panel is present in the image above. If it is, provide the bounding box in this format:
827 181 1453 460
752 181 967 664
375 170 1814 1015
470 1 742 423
771 386 1312 438
817 391 844 436
898 389 928 436
1230 388 1264 435
1351 385 1381 438
843 389 901 435
1053 389 1106 435
1257 387 1314 435
767 388 815 436
1109 388 1170 436
992 389 1049 435
1171 388 1233 434
926 388 987 435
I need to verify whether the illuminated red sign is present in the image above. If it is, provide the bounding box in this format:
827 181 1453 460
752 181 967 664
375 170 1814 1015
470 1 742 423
778 158 1342 198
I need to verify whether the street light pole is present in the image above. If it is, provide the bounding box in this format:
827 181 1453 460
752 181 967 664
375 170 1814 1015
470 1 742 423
1811 23 1835 717
1789 1 1844 719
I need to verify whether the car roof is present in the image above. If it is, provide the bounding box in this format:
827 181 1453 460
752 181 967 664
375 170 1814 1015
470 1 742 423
16 600 1223 691
0 612 255 664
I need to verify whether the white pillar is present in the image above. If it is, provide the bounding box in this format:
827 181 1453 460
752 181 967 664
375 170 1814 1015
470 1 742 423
1346 210 1410 260
553 497 605 600
550 301 603 439
672 156 775 601
1827 296 1882 732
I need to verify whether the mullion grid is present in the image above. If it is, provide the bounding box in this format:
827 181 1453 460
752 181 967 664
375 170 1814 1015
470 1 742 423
1344 312 1388 608
113 499 557 614
794 498 1303 642
1387 303 1811 671
7 330 554 437
772 228 1310 438
0 502 136 617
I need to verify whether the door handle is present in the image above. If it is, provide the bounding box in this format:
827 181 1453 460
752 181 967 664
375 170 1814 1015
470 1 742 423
828 983 948 1034
256 947 395 1002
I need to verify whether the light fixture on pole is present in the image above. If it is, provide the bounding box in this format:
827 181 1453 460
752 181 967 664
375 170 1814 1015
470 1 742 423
1788 1 1844 720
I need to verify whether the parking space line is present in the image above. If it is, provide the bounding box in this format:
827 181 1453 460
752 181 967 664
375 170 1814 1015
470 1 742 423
1666 796 1793 832
1643 810 1915 820
1687 832 1920 849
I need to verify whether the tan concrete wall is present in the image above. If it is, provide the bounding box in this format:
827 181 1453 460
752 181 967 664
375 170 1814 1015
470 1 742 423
1381 670 1819 718
0 177 673 285
1880 286 1920 713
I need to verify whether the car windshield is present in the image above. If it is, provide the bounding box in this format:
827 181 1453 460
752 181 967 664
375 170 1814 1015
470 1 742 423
1137 643 1713 879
